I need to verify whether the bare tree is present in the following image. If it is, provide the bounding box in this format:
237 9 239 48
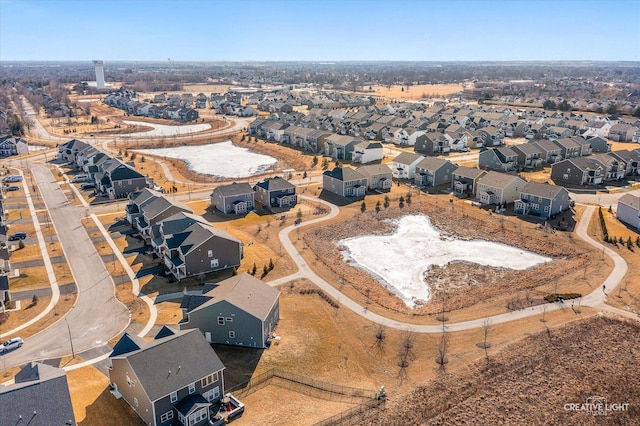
540 304 548 323
481 318 491 359
436 332 449 372
374 324 386 353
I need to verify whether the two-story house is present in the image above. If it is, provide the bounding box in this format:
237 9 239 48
322 167 368 197
476 171 526 206
210 182 255 214
253 177 297 209
514 182 570 218
414 157 458 187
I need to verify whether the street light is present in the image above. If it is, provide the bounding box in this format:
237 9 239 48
64 317 75 359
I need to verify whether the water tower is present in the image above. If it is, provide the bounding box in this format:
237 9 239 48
93 60 105 89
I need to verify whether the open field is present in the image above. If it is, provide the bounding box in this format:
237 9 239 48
362 315 640 425
353 83 466 100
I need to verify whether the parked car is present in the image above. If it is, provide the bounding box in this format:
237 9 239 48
80 182 96 190
5 185 20 191
71 175 89 183
8 232 27 241
0 337 24 353
2 175 23 183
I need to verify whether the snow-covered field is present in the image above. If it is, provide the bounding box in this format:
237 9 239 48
339 215 551 307
121 120 211 137
136 141 277 178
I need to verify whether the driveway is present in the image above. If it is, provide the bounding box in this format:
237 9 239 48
1 164 130 369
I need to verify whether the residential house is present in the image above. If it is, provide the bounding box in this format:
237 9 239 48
109 328 225 426
608 123 638 141
0 136 29 156
546 126 573 139
391 152 424 179
514 182 570 218
134 195 193 241
322 167 368 197
571 136 593 156
253 177 297 208
414 133 451 155
152 212 243 280
551 138 581 160
179 273 280 348
0 362 76 426
531 140 563 164
478 126 505 146
195 93 208 109
478 147 518 172
96 159 149 198
617 194 640 230
58 139 89 163
356 164 393 191
324 134 362 160
125 188 164 226
364 122 388 141
590 153 626 181
511 143 544 169
414 157 458 187
586 136 611 153
476 171 526 206
0 275 10 310
586 120 612 138
352 141 383 164
609 150 640 176
461 130 483 148
550 157 604 186
210 182 255 214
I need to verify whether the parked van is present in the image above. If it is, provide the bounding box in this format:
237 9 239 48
80 182 96 190
2 175 23 183
71 175 89 183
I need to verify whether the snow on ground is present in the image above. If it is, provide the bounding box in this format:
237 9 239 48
136 141 277 178
339 215 551 307
121 120 211 137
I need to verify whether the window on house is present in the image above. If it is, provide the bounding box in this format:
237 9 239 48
217 317 225 325
170 391 178 403
189 383 196 394
213 386 220 399
226 317 233 322
544 206 550 212
211 258 219 268
208 250 213 258
160 410 174 423
563 174 569 180
229 331 235 338
202 374 214 387
126 374 133 387
213 371 219 383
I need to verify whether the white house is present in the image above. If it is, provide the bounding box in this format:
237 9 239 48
352 141 383 164
391 152 424 179
617 194 640 230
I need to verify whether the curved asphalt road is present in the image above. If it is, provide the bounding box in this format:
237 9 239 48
1 164 130 369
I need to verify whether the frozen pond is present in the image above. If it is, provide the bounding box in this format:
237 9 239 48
121 120 211 137
339 215 551 307
136 141 277 178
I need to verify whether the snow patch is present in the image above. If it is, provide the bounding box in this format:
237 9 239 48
121 120 211 137
339 215 551 308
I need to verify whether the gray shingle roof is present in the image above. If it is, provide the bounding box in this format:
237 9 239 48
393 152 423 165
255 176 295 192
212 182 254 198
520 181 566 199
110 328 225 402
323 167 365 182
478 171 524 188
415 157 454 171
192 273 280 321
356 164 392 177
618 194 640 210
453 166 486 180
0 362 76 425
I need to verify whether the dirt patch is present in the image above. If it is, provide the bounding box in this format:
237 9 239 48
304 196 588 315
363 315 640 425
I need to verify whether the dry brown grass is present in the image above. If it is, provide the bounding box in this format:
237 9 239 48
67 365 144 425
352 84 465 100
0 295 76 340
363 315 640 425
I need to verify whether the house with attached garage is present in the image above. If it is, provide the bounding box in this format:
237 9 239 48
0 275 10 310
478 126 505 146
352 141 383 164
58 139 89 163
0 362 76 426
586 136 611 153
96 158 149 198
531 140 563 164
608 123 638 142
514 182 570 218
451 166 487 198
550 157 604 186
551 138 581 160
511 143 544 169
125 188 164 226
392 152 424 179
414 157 458 187
152 213 243 280
478 146 518 172
0 136 29 157
356 163 392 191
253 176 297 209
134 195 193 242
476 171 526 206
322 167 368 197
109 327 225 426
590 153 626 181
616 194 640 230
609 150 640 176
178 273 280 348
324 134 362 160
210 182 255 214
413 133 450 155
305 129 332 153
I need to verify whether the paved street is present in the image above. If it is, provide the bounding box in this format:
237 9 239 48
1 164 130 369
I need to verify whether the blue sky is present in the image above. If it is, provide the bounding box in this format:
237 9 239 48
1 0 639 61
